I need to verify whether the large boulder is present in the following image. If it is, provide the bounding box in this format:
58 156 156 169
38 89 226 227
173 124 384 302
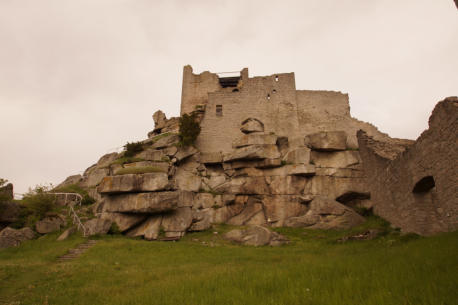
0 201 20 224
262 195 308 227
284 196 365 229
35 215 65 234
83 218 112 236
100 212 147 232
153 110 167 130
152 134 180 149
227 199 266 226
126 215 163 240
224 226 289 246
310 151 361 168
97 173 170 194
223 145 280 162
161 207 193 238
283 147 311 164
102 191 179 213
83 167 110 188
0 227 36 249
306 131 347 151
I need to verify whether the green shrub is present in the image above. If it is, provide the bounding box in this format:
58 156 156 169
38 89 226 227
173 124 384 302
53 184 95 205
109 223 122 235
179 113 201 147
114 166 166 175
11 185 59 228
0 178 8 187
124 141 145 157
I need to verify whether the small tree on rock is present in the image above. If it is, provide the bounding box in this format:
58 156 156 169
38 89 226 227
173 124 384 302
179 113 201 147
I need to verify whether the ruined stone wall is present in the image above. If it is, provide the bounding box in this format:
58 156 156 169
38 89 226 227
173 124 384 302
180 65 222 115
296 90 400 149
358 97 458 235
197 72 300 153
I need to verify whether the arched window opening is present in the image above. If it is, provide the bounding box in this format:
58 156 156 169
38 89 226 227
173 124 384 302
275 75 279 82
232 88 239 92
272 89 277 93
267 94 271 100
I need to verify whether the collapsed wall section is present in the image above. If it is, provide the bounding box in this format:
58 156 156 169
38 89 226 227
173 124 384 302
357 97 458 235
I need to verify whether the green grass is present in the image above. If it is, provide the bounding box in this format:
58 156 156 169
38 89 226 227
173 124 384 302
109 157 145 166
0 220 457 305
114 166 166 175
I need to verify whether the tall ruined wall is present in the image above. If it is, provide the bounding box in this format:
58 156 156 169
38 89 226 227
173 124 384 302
296 90 404 149
197 72 300 153
180 65 222 115
358 97 458 235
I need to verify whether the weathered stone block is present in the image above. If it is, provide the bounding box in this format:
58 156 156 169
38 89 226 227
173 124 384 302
307 131 347 151
223 145 280 162
283 147 311 164
135 149 165 162
232 134 277 148
126 215 162 240
311 150 361 168
100 212 147 232
284 196 365 229
97 173 169 194
200 152 223 164
103 192 179 213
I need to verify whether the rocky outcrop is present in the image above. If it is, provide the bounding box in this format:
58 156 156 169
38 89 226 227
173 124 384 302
224 226 289 246
358 97 458 235
35 215 66 234
306 131 347 151
83 218 112 236
0 227 36 249
284 197 365 229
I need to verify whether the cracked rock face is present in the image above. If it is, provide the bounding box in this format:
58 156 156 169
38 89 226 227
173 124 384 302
59 114 376 240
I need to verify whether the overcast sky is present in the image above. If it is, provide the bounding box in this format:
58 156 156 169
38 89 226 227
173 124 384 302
0 0 457 195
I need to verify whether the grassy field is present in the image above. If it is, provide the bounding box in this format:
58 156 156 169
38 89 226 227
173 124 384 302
0 217 457 305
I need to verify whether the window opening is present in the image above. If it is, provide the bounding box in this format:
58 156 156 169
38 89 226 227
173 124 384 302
272 89 277 93
275 75 279 82
267 94 271 100
216 105 223 116
413 176 435 193
232 88 239 92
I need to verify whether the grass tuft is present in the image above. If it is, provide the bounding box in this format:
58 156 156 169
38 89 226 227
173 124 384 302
114 166 166 175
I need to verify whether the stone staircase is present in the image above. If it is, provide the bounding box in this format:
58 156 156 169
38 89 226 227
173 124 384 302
57 239 98 262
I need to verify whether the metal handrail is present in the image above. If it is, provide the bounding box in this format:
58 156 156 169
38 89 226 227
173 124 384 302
49 192 83 206
68 204 87 237
48 192 87 237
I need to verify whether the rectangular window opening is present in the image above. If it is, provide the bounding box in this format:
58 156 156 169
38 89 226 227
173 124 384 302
216 105 223 116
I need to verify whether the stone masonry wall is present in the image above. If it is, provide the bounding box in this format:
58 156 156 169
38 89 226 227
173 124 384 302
357 97 458 235
197 72 300 153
